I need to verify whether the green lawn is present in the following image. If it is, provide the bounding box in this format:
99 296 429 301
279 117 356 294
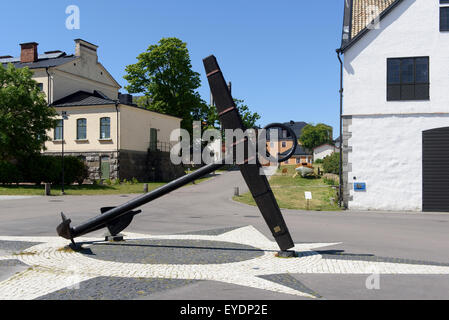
233 165 340 211
0 183 165 196
0 176 211 196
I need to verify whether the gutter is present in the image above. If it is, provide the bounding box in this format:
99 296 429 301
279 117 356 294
45 67 51 105
115 100 120 180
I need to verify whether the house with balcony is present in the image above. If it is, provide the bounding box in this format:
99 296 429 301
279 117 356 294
1 39 182 182
338 0 449 211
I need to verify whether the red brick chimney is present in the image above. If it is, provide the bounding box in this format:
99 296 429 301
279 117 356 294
20 42 39 63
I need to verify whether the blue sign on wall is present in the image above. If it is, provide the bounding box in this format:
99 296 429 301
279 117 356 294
354 182 366 191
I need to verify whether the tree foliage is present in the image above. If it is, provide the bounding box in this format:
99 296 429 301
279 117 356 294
204 99 261 130
322 152 340 175
0 64 57 161
125 37 261 136
299 123 333 151
124 37 207 133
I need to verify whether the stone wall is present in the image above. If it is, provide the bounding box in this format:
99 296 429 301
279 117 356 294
342 116 352 209
146 150 185 182
118 150 148 181
43 151 119 181
44 150 185 183
119 149 185 182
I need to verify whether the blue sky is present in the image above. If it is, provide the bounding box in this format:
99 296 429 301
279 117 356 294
1 0 344 138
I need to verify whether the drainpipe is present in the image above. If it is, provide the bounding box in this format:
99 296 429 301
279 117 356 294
45 67 51 105
115 100 120 180
336 49 344 208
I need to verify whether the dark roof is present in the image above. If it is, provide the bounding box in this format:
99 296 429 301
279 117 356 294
51 90 115 107
50 91 183 120
340 0 404 52
266 121 308 141
1 54 76 69
280 145 312 156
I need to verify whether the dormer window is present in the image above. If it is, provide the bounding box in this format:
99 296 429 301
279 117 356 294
387 57 429 101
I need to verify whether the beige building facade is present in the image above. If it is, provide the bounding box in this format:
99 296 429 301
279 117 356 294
1 39 182 181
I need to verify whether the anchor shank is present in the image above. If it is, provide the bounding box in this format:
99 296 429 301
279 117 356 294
70 160 225 238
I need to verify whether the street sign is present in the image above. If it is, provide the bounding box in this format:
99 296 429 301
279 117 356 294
305 192 312 200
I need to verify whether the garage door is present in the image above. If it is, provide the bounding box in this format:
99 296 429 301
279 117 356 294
423 127 449 212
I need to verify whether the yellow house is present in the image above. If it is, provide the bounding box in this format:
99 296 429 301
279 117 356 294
1 39 182 181
265 121 313 166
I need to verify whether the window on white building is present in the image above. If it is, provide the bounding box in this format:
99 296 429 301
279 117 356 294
441 1 449 31
387 57 429 101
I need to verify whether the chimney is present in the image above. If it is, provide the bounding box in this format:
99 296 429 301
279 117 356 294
20 42 38 63
74 39 98 62
118 92 134 105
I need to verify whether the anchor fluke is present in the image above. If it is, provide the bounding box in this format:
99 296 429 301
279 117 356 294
100 207 142 236
56 212 73 240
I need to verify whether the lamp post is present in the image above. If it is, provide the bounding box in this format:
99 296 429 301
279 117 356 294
61 111 68 195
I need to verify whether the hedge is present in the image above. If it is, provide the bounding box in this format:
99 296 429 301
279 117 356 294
0 161 22 184
0 155 88 185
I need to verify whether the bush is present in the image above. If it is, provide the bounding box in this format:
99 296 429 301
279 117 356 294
322 152 340 174
17 155 88 185
314 158 323 164
17 155 58 185
0 161 22 184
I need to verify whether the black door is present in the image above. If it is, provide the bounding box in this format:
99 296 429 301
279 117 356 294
423 127 449 212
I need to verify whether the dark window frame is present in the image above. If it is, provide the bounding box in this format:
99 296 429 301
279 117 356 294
54 119 63 141
441 6 449 31
76 118 87 140
100 117 111 139
387 56 430 101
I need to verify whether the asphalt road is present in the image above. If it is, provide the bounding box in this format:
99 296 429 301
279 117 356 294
1 170 449 299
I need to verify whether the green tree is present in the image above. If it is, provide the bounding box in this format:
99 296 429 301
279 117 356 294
124 37 207 134
204 99 261 130
299 123 333 151
0 64 57 161
322 152 340 174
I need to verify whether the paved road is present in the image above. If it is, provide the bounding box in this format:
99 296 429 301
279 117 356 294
1 171 449 299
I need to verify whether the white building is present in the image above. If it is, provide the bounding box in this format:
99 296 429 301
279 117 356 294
338 0 449 212
313 144 336 161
